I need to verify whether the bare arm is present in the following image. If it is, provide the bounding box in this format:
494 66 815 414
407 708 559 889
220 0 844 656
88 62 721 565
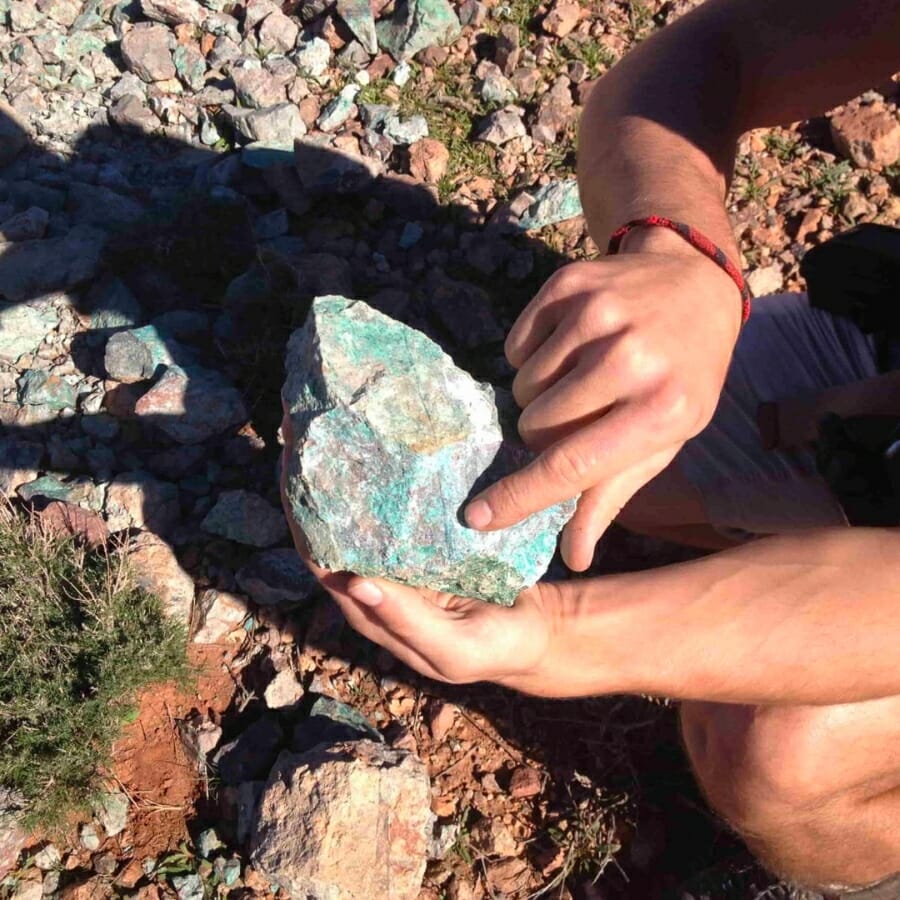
512 528 900 705
466 0 900 569
579 0 900 250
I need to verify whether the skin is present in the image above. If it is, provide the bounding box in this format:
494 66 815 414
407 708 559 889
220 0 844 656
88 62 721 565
283 0 900 889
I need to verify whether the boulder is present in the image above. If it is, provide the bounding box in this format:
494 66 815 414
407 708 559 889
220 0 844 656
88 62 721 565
251 741 432 900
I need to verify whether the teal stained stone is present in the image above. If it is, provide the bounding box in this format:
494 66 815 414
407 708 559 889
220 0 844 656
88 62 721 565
16 369 77 411
375 0 461 60
516 178 583 230
282 296 575 606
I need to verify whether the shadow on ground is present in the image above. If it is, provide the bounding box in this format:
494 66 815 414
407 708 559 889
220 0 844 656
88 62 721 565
0 109 739 899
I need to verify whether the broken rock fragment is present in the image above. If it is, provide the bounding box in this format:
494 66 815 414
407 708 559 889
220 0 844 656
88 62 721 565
251 741 432 900
282 297 574 606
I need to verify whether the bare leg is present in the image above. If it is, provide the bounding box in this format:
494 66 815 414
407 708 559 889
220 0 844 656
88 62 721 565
618 461 742 549
681 696 900 891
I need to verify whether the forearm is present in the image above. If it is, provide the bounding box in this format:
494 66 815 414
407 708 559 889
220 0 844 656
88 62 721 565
578 0 900 256
520 528 900 704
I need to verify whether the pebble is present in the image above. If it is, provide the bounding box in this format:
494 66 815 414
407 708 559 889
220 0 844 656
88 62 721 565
475 106 527 145
121 23 177 82
201 489 288 547
93 792 129 838
264 668 306 709
79 825 101 852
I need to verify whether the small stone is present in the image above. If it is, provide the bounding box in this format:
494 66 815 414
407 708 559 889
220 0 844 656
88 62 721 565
541 0 582 37
257 8 299 52
104 325 183 383
173 43 207 91
11 879 41 900
105 472 180 535
516 178 582 229
18 475 89 506
508 766 542 798
109 94 160 132
264 669 305 709
142 0 206 23
193 589 248 643
746 262 784 297
475 60 515 104
532 74 574 144
408 138 449 183
0 207 49 242
33 845 61 871
283 298 574 605
121 24 177 82
0 227 106 303
0 438 43 498
231 66 285 108
428 702 458 742
133 365 248 444
236 548 318 606
86 276 143 332
79 825 101 852
335 0 377 55
93 792 129 838
196 829 223 859
250 741 432 899
494 23 519 75
37 0 80 26
37 502 110 548
172 873 204 900
295 137 383 194
293 37 331 78
214 716 285 784
235 102 306 146
475 106 526 145
202 489 287 547
375 0 461 60
399 221 423 248
94 854 118 877
391 59 411 86
67 183 146 231
17 370 76 411
831 105 900 169
126 532 195 622
0 303 58 364
317 83 360 132
382 113 428 145
292 697 382 753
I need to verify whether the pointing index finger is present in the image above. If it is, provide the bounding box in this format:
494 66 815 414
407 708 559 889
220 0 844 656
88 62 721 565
464 401 669 530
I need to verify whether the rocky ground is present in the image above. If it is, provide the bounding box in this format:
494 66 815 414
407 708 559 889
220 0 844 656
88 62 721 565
0 0 899 896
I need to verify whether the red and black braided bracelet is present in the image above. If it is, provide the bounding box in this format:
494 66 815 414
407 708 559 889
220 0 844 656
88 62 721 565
607 215 752 324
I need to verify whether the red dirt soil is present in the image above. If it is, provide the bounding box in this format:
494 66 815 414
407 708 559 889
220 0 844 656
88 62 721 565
109 643 239 863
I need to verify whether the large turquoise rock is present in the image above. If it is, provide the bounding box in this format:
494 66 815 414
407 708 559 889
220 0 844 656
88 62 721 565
282 296 574 606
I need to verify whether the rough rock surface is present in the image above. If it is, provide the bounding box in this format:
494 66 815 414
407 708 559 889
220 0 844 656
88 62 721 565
250 740 432 900
831 104 900 169
282 296 574 605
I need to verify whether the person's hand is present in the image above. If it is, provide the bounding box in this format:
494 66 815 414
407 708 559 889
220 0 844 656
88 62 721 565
465 234 742 571
280 408 571 694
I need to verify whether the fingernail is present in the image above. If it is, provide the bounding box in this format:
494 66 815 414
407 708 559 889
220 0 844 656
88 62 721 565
349 581 383 606
465 499 493 529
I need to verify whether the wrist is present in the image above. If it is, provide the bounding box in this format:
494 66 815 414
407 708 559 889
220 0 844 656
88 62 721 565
612 218 748 330
497 579 622 698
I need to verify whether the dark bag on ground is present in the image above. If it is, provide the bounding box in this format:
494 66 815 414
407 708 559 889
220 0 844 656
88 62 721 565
800 224 900 525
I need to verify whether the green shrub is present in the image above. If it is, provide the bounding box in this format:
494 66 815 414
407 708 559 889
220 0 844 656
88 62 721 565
0 507 189 830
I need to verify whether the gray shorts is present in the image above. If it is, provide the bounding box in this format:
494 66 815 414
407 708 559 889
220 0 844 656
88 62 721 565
675 293 879 535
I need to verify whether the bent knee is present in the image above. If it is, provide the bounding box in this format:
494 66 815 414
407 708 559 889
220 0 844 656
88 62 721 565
681 702 845 833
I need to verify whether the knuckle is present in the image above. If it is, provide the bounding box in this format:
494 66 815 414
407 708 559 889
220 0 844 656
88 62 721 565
489 474 532 519
542 442 594 487
648 380 696 432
